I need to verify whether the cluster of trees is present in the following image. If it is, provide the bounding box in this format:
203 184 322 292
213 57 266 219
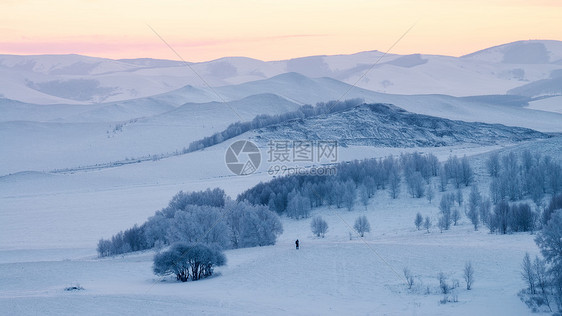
97 189 283 257
310 215 371 238
521 209 562 312
238 152 468 218
185 99 364 152
414 212 431 233
433 181 543 234
468 150 562 235
488 151 562 206
153 242 226 282
437 192 462 232
486 201 536 234
442 155 474 189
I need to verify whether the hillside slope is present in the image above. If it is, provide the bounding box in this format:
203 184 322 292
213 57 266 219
250 103 548 147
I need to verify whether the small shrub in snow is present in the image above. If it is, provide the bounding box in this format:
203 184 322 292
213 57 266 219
64 284 84 291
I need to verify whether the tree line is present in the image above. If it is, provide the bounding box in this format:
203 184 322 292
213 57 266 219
238 152 472 218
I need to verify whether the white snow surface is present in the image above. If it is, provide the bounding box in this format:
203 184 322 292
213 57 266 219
2 137 561 314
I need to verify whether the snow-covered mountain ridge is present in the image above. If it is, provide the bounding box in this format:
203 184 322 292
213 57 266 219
1 40 561 104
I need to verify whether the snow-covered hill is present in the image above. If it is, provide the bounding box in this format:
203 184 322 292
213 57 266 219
249 103 548 148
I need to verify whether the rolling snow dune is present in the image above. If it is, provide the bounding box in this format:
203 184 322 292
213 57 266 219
0 93 300 174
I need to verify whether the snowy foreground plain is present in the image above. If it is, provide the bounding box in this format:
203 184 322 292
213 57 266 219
2 138 561 315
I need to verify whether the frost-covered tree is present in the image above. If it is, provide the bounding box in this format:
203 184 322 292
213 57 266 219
286 190 311 219
455 189 464 206
479 197 492 230
452 208 461 226
509 203 535 232
487 152 500 178
467 185 481 230
461 155 474 187
493 200 510 234
97 239 112 257
388 169 401 199
406 171 425 198
167 205 230 248
354 215 371 237
415 212 423 230
535 210 562 269
464 261 474 290
310 216 328 238
426 184 435 203
153 242 226 282
534 256 552 310
226 201 283 248
439 193 454 230
343 181 356 211
424 216 431 233
153 243 190 282
358 184 370 210
521 252 536 294
542 193 562 226
549 163 562 196
439 166 448 192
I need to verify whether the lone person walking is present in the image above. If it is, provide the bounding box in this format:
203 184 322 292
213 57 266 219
295 239 299 250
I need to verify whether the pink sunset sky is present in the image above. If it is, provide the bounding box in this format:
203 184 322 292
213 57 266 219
1 0 561 62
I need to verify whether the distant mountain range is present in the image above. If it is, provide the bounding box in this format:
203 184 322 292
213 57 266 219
1 40 561 104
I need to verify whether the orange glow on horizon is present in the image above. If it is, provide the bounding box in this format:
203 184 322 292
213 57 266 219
1 0 561 62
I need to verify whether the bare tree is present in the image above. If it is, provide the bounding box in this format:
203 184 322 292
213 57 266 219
521 252 536 294
415 212 423 230
464 261 474 290
439 272 450 294
404 268 415 289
